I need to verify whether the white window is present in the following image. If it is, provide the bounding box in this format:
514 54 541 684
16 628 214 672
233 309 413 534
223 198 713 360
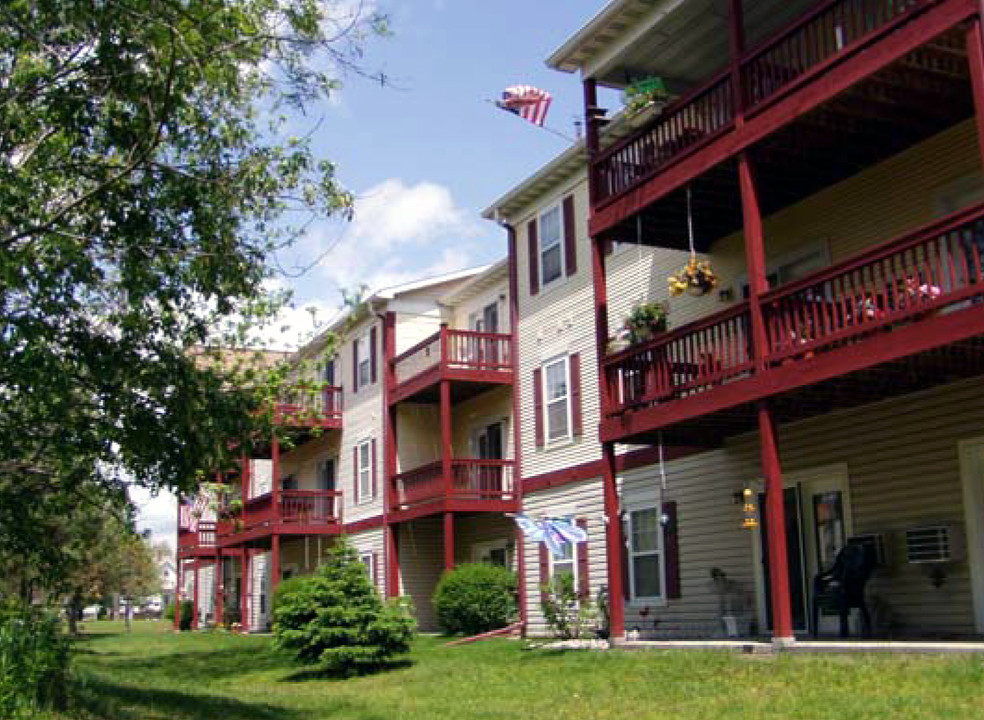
628 507 664 602
357 440 373 502
359 552 375 586
549 542 577 589
543 356 571 444
539 205 564 287
357 334 371 388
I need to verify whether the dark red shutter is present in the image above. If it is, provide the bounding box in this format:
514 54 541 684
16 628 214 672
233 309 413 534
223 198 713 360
576 518 589 600
563 194 577 277
371 438 378 499
352 446 359 504
352 339 359 393
603 238 614 256
532 368 544 448
569 353 583 439
539 543 550 603
370 325 378 385
372 551 379 590
620 512 630 601
663 501 681 599
527 219 539 296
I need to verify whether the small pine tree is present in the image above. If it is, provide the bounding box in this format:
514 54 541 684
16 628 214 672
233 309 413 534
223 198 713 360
273 538 415 672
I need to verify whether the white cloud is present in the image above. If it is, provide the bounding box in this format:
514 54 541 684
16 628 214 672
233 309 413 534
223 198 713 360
128 485 177 555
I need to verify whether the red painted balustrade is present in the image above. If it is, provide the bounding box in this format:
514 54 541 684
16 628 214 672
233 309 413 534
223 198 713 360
592 0 934 206
177 521 221 553
231 489 342 534
275 385 343 424
390 459 516 509
392 326 513 386
603 203 984 417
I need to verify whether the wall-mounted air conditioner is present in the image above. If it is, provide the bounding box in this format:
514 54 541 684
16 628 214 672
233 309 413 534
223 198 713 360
905 526 962 564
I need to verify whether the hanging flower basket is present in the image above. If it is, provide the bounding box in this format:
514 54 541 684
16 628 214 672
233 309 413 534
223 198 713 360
622 76 671 119
668 258 718 297
623 302 668 345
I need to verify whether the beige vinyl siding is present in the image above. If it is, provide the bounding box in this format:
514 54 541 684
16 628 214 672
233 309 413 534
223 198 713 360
248 551 270 632
195 563 216 625
521 479 606 636
633 377 984 638
395 403 441 473
451 386 513 459
394 307 445 356
347 527 386 596
279 536 335 577
454 515 517 569
397 517 445 632
449 279 510 333
278 434 340 491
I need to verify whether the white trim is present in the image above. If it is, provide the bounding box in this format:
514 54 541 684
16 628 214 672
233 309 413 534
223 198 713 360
356 332 371 388
356 438 374 504
626 504 667 607
959 437 984 633
541 355 573 447
359 552 376 588
548 542 578 591
538 202 566 291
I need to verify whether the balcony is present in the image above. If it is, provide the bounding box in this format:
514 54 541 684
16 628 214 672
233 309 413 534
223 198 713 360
590 0 975 236
177 521 224 558
390 326 513 404
274 385 343 429
220 489 343 545
601 203 984 446
389 459 517 521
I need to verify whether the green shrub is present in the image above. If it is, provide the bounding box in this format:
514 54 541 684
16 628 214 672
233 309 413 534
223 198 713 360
178 599 194 631
163 602 176 622
0 613 69 718
273 538 415 673
432 563 517 635
541 572 596 639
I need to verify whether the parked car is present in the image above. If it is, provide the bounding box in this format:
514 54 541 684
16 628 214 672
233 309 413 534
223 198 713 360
81 604 102 620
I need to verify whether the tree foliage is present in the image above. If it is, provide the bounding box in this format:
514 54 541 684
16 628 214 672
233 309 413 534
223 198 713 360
432 563 517 636
273 539 415 673
0 0 386 511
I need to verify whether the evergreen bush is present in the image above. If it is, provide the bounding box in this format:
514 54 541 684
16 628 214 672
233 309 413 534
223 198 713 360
432 563 517 635
273 539 415 673
179 599 194 631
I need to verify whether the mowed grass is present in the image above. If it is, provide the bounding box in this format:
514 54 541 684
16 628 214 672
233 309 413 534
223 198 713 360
54 621 984 720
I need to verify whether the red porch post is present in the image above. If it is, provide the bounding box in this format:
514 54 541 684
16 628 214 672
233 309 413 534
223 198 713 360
602 442 625 639
443 512 455 571
241 453 250 503
759 402 794 644
966 18 984 170
506 223 527 634
174 558 182 630
271 434 280 513
738 153 770 368
241 550 250 633
270 534 280 608
192 559 200 630
728 0 746 122
214 551 223 627
382 311 400 598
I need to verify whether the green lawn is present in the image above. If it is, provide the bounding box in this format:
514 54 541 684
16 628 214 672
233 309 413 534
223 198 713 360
55 621 983 719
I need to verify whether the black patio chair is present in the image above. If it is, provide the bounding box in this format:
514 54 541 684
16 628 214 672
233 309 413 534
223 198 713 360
810 542 877 639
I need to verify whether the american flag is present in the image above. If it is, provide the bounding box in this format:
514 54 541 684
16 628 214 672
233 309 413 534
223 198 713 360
497 85 552 127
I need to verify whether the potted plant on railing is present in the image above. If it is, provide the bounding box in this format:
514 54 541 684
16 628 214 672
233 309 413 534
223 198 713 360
622 76 672 119
620 302 669 346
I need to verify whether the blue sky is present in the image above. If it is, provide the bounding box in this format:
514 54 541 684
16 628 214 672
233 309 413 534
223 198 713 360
134 0 619 547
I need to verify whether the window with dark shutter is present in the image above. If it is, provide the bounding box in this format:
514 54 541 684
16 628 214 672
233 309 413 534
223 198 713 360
370 325 378 385
527 219 539 295
563 194 577 277
539 544 550 603
570 353 583 439
352 339 359 393
576 518 589 600
371 438 378 499
532 368 544 447
352 446 359 504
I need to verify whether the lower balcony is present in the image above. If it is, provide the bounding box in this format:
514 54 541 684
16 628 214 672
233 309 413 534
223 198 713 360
389 459 518 521
177 521 226 558
602 203 984 446
274 385 343 428
220 490 343 545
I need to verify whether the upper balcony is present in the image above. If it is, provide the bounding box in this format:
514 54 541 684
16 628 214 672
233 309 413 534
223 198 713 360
220 489 343 545
588 0 978 238
390 325 514 404
273 385 343 429
601 202 984 446
389 458 518 522
177 521 225 558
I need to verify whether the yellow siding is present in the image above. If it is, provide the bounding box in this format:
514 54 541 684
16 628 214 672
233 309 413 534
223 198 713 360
398 517 444 632
396 403 441 472
450 386 513 459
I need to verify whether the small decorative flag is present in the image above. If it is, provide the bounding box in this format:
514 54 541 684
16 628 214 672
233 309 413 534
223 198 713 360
497 85 553 127
513 514 587 558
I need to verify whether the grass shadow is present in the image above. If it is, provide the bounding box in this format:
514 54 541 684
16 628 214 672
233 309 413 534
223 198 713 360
281 657 414 683
73 674 307 720
95 645 292 682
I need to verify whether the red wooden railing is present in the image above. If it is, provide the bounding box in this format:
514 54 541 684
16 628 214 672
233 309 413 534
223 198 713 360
592 0 934 206
603 203 984 416
178 522 219 551
392 326 513 386
390 459 516 509
279 490 343 524
275 385 343 423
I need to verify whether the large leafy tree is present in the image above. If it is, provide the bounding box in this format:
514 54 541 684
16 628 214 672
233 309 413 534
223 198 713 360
0 0 384 514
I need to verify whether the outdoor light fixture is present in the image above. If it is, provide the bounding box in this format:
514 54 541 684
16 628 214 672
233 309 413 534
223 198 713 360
742 487 758 529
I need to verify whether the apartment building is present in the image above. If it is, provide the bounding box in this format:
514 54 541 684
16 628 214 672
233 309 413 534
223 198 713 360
504 0 984 642
176 265 518 632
